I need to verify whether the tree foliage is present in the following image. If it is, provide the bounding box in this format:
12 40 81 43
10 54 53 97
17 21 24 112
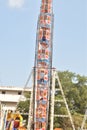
58 71 87 114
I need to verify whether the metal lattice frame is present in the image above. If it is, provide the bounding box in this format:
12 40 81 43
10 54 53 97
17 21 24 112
50 69 75 130
32 0 54 130
28 69 75 130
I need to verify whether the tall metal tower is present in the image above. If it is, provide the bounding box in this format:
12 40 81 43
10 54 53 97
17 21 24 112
33 0 54 129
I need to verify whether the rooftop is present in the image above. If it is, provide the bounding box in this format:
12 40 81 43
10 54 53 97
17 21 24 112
0 86 31 91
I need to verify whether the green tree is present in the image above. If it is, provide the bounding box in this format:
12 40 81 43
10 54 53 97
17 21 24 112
58 71 87 129
58 71 87 114
16 91 31 127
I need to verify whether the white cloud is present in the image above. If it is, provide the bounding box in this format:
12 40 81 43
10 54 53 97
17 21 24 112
8 0 25 8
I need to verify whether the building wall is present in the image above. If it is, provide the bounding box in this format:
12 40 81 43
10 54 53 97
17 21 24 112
0 86 31 110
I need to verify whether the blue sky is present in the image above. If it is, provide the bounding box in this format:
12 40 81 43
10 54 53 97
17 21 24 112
0 0 87 86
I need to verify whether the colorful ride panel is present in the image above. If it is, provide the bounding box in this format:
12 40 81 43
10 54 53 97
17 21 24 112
33 0 53 130
4 110 24 130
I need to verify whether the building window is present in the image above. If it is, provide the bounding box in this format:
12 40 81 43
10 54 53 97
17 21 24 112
2 91 6 94
18 91 22 95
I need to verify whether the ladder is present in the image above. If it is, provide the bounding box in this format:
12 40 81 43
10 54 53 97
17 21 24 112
80 109 87 130
27 85 33 130
50 69 75 130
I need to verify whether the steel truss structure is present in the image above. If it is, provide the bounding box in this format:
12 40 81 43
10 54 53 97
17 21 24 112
28 69 75 130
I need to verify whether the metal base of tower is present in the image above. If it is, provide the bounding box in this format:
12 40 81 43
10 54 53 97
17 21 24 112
28 68 75 130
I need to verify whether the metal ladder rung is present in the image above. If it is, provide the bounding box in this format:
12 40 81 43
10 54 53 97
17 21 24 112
55 88 61 91
55 99 64 102
54 114 69 117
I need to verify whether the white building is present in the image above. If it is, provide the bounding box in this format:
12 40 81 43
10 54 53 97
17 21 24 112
0 86 31 111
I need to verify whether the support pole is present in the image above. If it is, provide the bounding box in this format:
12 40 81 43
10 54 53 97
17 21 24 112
50 69 55 130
